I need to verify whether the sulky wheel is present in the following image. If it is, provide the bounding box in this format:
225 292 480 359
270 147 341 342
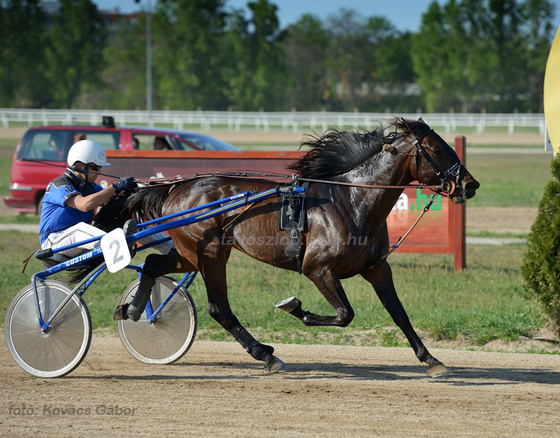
4 280 92 378
116 276 197 364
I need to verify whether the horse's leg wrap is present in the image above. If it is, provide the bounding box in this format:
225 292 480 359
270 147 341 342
230 325 275 362
127 274 156 321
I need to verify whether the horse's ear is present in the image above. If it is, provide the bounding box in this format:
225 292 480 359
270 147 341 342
418 117 425 123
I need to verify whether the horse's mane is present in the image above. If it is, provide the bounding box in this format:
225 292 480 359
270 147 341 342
125 184 171 222
288 117 425 178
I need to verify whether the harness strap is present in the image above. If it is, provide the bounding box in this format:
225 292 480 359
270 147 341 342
359 193 438 274
22 250 37 274
221 202 256 231
280 181 309 274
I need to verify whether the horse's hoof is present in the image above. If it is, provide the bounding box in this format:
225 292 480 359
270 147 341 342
123 219 137 237
264 356 285 372
112 304 129 321
427 363 450 377
275 296 302 314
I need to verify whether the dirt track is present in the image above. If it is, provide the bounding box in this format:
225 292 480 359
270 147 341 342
2 330 560 437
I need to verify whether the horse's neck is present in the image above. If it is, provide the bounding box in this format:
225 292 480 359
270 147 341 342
340 153 413 221
348 148 412 186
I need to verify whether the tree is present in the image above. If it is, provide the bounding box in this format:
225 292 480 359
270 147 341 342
323 8 372 111
221 8 255 109
364 18 419 112
0 0 47 107
44 0 106 108
245 0 287 109
411 1 461 112
522 155 560 334
1 0 556 111
518 0 557 112
80 15 147 109
282 14 330 110
318 9 416 112
221 0 287 110
153 0 230 110
412 0 556 113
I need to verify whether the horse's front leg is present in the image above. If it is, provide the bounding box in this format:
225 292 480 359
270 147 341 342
361 261 449 377
277 266 355 327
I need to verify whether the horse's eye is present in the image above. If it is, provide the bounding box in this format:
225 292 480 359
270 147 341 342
427 144 442 155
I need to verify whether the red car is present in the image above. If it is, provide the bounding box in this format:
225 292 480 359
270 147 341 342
4 117 239 213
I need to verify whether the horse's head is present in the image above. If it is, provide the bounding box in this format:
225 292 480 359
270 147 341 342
394 118 479 203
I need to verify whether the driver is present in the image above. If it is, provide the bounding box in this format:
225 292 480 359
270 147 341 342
39 139 136 258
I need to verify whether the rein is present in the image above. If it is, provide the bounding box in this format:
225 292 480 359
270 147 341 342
382 193 437 260
190 171 451 194
297 177 447 193
359 192 438 273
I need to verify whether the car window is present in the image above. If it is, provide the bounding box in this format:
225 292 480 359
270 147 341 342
18 130 70 162
131 133 185 150
176 133 238 151
17 129 121 163
75 131 120 150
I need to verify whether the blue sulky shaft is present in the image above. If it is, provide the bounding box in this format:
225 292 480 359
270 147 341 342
127 185 305 244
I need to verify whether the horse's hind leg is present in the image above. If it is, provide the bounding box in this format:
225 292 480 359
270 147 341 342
201 261 285 371
113 249 194 321
361 262 449 377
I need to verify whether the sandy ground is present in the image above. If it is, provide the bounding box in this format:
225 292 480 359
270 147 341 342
1 331 560 437
467 207 537 235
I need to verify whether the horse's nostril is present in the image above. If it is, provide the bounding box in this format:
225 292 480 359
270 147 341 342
466 181 480 191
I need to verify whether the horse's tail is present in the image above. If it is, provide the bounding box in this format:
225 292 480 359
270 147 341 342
126 184 172 223
66 257 104 285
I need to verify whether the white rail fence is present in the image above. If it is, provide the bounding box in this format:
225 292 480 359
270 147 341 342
0 108 546 136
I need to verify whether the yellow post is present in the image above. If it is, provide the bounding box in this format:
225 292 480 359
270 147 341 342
544 26 560 153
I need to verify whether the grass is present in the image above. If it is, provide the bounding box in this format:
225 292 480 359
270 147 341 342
466 152 552 208
0 133 554 351
0 229 544 349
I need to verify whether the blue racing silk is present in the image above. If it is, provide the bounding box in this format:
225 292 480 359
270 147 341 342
39 169 103 244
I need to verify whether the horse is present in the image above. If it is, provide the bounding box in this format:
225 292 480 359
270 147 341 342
104 117 479 375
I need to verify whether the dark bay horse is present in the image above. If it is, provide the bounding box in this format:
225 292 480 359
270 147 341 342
110 117 479 375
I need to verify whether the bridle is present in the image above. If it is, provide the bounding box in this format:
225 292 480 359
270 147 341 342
407 127 463 197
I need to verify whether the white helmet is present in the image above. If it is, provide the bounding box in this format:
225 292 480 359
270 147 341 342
67 140 111 167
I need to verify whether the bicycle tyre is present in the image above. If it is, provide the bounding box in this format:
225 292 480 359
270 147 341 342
4 280 92 378
116 276 197 364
